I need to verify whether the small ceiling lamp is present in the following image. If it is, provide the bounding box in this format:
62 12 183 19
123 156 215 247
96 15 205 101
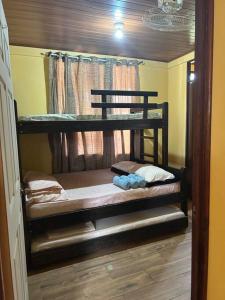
114 9 123 20
113 8 124 39
114 21 124 39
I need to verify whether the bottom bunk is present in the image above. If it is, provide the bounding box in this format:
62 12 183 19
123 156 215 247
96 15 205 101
26 168 182 220
22 164 188 268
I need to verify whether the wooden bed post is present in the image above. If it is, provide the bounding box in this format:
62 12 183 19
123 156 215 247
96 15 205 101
154 128 159 165
139 129 144 161
101 94 107 119
141 95 148 162
130 130 135 161
162 102 168 167
143 95 148 119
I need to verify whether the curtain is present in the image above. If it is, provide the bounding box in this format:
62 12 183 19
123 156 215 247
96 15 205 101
48 55 140 173
112 64 140 162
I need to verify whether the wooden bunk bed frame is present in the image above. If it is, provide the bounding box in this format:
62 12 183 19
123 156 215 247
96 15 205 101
16 90 188 268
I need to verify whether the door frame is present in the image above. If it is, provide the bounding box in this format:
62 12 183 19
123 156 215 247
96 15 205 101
192 0 214 299
0 0 214 299
0 148 14 300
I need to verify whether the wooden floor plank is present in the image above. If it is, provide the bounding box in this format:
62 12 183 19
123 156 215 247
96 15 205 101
28 229 191 300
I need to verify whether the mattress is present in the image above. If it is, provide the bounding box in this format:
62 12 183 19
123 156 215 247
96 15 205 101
26 168 180 219
19 111 161 121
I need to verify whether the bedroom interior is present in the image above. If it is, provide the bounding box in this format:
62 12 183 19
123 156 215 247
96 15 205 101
1 0 218 299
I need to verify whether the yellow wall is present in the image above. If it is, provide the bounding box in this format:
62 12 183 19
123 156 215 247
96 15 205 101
168 52 194 167
10 47 52 173
207 1 225 299
10 46 191 173
139 60 168 101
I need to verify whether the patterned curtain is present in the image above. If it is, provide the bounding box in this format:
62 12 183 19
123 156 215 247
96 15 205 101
48 55 140 173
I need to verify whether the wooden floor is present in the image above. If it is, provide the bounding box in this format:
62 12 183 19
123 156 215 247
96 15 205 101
28 229 191 300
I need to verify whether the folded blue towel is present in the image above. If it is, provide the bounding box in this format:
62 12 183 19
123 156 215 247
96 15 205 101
127 174 139 189
128 174 146 188
113 175 131 190
134 174 146 188
113 174 146 190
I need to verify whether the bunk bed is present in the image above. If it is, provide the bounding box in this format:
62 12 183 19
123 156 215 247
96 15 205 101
16 90 188 268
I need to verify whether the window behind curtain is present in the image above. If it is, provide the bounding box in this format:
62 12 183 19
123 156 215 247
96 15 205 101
48 55 140 173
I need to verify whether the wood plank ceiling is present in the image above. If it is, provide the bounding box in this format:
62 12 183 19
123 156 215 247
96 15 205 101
3 0 195 62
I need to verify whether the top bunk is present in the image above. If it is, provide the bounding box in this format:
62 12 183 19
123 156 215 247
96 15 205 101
16 90 168 134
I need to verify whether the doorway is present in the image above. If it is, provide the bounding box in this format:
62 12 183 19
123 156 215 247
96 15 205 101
0 0 214 299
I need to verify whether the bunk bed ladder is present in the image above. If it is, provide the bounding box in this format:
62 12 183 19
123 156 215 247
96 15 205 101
162 102 168 167
139 129 159 165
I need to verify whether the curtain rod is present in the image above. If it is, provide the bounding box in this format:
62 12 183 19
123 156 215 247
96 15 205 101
41 51 144 65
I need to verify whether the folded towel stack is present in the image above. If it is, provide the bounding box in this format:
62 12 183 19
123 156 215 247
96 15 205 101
24 171 63 195
24 171 67 204
129 174 146 188
113 174 146 190
127 174 139 189
113 175 131 190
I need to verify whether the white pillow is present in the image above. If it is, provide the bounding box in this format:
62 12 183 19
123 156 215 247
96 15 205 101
135 166 175 183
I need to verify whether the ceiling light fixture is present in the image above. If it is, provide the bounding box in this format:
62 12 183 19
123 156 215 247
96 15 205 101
158 0 183 14
114 21 124 39
113 8 125 39
142 0 194 32
114 9 123 20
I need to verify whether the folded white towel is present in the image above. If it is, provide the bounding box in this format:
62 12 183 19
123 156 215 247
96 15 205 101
24 171 62 195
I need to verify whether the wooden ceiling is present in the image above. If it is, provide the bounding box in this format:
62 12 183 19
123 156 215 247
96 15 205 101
3 0 195 62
